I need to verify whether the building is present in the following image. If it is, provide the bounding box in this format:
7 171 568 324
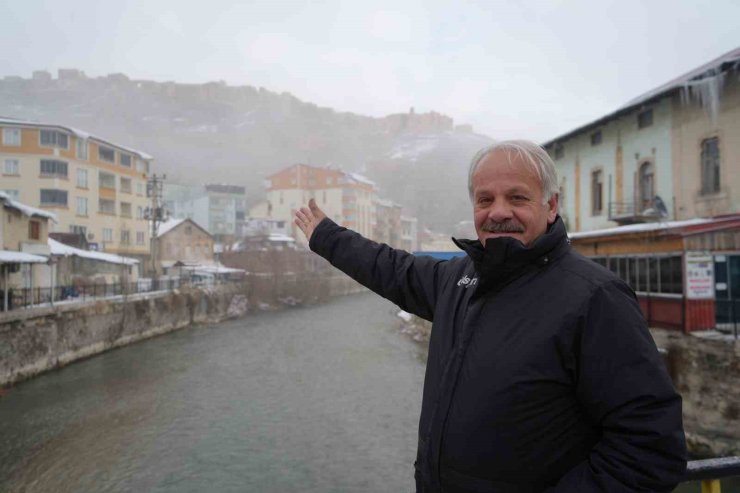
0 117 152 262
264 164 377 244
374 198 402 247
400 215 419 252
156 218 214 274
0 192 56 309
162 183 247 243
543 47 740 233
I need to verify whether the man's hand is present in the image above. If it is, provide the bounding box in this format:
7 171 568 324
294 198 328 242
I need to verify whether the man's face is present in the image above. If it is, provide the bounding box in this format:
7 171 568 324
472 150 558 247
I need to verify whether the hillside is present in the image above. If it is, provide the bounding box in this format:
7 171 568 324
0 71 493 233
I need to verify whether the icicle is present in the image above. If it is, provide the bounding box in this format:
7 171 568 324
680 68 726 124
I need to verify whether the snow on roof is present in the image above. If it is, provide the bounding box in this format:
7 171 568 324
390 136 439 161
268 233 295 243
156 218 185 237
0 191 57 222
568 217 715 240
345 172 375 186
49 238 139 265
0 250 48 264
0 116 153 160
542 47 740 148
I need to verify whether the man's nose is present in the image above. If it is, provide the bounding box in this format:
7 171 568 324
486 200 513 221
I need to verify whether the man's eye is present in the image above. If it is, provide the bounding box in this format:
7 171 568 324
512 195 528 201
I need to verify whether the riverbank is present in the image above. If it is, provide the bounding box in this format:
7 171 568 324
395 311 740 458
0 273 366 387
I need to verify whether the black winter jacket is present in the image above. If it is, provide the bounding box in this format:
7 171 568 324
309 216 686 493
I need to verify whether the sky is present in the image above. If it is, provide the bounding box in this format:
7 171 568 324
1 0 739 142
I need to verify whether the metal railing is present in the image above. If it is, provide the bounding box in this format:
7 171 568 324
683 456 740 492
0 276 244 312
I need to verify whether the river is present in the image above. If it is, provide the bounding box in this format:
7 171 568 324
0 293 426 492
0 292 735 492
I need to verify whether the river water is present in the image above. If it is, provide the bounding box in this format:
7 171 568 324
0 293 426 492
0 292 735 492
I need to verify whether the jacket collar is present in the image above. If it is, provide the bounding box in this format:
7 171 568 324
452 216 569 289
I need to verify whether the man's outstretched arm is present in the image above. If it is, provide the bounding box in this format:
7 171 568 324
294 199 445 321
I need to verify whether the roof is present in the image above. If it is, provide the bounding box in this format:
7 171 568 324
568 214 740 241
542 47 740 148
156 217 212 238
0 116 153 160
156 218 185 237
345 172 375 187
49 238 139 265
0 250 48 264
0 191 57 222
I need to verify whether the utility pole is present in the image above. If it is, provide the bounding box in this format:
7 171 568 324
144 174 168 278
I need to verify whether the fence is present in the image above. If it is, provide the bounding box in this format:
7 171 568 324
0 276 244 312
682 456 740 492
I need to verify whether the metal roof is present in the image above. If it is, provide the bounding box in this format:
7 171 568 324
541 47 740 148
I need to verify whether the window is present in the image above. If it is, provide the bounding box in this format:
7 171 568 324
3 159 19 175
137 206 144 219
77 168 88 188
590 130 602 146
136 231 145 245
120 154 132 167
554 144 564 160
120 177 132 193
638 161 655 210
103 228 113 242
120 202 132 217
76 138 88 160
40 159 68 177
69 225 87 236
76 196 88 216
659 256 682 294
99 171 116 189
99 198 115 214
120 229 131 245
637 109 653 129
1 189 19 200
136 182 144 195
40 189 68 206
40 129 69 148
185 225 192 235
591 170 603 215
29 220 41 240
98 145 115 163
700 137 720 195
3 127 21 146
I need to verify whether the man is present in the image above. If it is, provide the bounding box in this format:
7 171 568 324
294 140 686 492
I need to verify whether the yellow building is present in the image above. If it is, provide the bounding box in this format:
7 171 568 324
0 117 152 261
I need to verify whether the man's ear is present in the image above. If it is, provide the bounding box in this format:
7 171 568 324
546 193 559 224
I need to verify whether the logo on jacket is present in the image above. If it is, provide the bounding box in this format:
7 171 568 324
457 275 478 288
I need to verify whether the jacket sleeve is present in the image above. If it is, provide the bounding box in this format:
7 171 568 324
309 218 444 321
547 281 687 492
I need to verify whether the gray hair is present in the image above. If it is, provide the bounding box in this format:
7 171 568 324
468 140 559 204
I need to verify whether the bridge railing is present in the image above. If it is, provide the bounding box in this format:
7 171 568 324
682 456 740 492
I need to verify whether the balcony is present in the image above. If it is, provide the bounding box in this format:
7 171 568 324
608 196 668 226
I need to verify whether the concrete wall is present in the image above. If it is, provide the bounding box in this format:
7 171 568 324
0 283 249 386
0 272 367 386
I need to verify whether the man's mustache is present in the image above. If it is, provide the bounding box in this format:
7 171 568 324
481 221 525 233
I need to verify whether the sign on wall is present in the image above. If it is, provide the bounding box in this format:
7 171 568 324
685 251 714 299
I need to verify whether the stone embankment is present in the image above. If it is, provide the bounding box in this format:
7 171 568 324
396 313 740 458
0 274 365 387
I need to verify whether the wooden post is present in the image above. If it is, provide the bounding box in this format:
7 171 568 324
701 479 721 493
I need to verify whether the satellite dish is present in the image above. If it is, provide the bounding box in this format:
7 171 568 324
654 195 669 218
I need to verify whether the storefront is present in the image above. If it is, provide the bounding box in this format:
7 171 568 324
569 214 740 333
